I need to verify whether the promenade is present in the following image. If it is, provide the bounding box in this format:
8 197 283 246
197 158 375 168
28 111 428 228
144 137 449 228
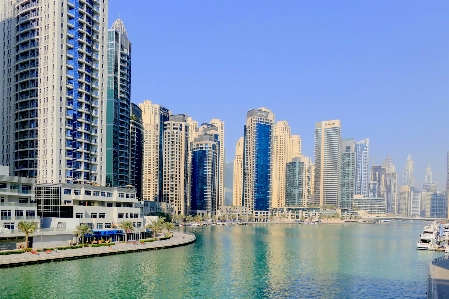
0 232 195 268
428 256 449 299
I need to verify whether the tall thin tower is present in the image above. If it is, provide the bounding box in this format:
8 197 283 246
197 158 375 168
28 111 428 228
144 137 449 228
242 108 274 219
314 120 342 207
233 137 244 207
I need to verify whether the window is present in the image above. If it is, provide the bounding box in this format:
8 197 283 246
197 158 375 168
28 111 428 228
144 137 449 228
19 198 28 204
99 213 105 218
125 194 129 198
107 192 112 197
116 203 121 208
105 223 111 228
107 203 112 207
75 213 83 218
96 223 103 229
85 190 92 196
119 193 124 198
93 191 100 196
26 210 35 219
74 190 81 195
134 213 139 218
64 189 72 195
3 223 14 230
91 213 97 218
15 210 24 217
136 222 142 228
101 192 106 197
1 210 11 220
118 213 124 218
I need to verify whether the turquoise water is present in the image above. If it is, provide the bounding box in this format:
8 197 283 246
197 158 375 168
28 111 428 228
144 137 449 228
0 222 441 298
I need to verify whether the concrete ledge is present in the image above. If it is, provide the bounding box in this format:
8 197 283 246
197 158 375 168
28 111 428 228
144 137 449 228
0 232 195 268
428 256 449 298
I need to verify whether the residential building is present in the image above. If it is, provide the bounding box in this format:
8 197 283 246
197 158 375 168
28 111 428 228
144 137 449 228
355 139 369 197
430 193 447 219
242 108 274 221
352 195 386 215
383 156 398 214
139 100 171 201
340 138 355 210
286 155 314 207
233 137 244 207
447 152 449 218
398 186 411 216
291 135 301 159
105 19 132 187
314 120 341 207
0 0 108 184
130 104 143 200
422 166 437 217
190 131 218 217
272 121 291 208
210 119 225 209
0 166 38 233
161 114 191 215
410 189 421 217
371 165 386 198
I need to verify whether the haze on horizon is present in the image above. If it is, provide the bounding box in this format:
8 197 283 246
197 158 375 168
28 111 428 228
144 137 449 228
110 0 449 190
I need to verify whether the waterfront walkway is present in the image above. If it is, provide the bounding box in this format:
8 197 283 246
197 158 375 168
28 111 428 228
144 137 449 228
428 256 449 298
0 232 195 268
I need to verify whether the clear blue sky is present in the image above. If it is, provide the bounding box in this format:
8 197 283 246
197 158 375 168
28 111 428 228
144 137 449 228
110 0 449 190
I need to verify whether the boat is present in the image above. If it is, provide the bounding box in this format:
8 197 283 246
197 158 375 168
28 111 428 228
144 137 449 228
379 220 392 223
416 222 439 250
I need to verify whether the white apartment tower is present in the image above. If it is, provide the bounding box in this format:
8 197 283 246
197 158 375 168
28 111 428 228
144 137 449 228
139 100 170 201
291 135 301 159
233 137 244 207
210 119 225 209
383 156 398 214
272 121 291 208
314 120 341 207
1 0 109 185
401 154 415 187
355 138 369 197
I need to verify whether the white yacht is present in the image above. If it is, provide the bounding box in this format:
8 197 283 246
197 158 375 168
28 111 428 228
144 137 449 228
417 222 438 250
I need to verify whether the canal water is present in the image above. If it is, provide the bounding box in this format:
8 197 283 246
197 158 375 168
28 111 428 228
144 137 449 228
0 222 441 298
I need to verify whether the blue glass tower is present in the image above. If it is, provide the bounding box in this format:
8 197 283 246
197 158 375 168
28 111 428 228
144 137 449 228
130 103 143 200
242 108 274 220
106 19 131 187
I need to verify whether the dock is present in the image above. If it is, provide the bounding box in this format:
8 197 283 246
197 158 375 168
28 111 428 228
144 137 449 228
0 232 195 268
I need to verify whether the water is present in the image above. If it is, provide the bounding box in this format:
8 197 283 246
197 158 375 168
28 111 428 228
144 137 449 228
0 222 441 298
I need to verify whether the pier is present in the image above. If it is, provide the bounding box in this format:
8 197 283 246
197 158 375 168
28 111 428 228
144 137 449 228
0 232 195 268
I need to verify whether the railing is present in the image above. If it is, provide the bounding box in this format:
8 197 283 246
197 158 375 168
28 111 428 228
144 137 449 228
0 188 34 194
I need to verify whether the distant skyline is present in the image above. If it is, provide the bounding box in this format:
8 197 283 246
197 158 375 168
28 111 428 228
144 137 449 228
110 0 449 190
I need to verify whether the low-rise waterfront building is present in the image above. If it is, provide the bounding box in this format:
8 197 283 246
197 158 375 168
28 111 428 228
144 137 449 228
430 192 447 218
352 195 386 215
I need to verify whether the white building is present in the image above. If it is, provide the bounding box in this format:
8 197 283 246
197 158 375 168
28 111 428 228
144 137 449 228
0 0 109 184
314 120 341 207
233 137 244 207
0 166 38 233
355 138 369 197
209 119 225 209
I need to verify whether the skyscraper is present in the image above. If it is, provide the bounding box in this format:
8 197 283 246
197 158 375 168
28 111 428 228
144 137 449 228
340 138 355 209
401 154 414 187
242 108 274 220
355 138 369 197
314 120 341 207
210 119 225 209
371 165 386 198
130 103 143 200
272 121 291 208
162 114 191 215
190 131 218 217
0 0 109 184
139 100 170 201
233 137 244 207
106 19 131 187
447 152 449 219
291 135 302 159
383 156 398 214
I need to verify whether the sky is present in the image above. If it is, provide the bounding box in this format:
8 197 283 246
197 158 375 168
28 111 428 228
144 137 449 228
110 0 449 190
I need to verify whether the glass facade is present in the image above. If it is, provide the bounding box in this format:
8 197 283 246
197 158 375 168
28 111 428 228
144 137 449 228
191 143 217 214
286 161 302 206
106 20 131 187
253 123 272 211
130 104 143 200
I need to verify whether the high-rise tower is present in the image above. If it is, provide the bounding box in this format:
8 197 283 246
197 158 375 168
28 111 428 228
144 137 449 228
272 121 291 208
139 100 170 201
383 156 398 214
129 103 143 200
233 137 244 207
340 138 355 209
0 0 109 184
242 108 274 220
355 139 369 197
401 154 414 187
105 19 131 187
210 119 225 209
314 120 341 207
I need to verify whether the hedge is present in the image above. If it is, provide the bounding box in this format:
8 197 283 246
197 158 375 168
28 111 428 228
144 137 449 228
90 243 115 247
140 239 156 243
0 250 24 255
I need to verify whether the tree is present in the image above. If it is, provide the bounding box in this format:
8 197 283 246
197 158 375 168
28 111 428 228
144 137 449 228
18 221 36 249
164 222 175 237
193 215 202 223
74 223 92 245
146 218 164 238
185 215 194 223
120 221 134 243
212 215 218 222
248 215 255 222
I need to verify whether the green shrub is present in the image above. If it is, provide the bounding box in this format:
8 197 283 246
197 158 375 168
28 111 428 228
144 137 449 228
140 239 156 243
0 250 25 255
91 242 115 247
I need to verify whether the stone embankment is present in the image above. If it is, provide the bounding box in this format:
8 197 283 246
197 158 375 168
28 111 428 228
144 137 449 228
428 255 449 298
0 232 195 268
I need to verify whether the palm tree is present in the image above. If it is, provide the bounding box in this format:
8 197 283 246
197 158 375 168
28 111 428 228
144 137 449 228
74 223 92 245
146 218 165 238
248 215 255 222
193 215 202 223
185 215 194 223
120 221 134 243
164 222 175 237
178 214 185 223
17 221 36 249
